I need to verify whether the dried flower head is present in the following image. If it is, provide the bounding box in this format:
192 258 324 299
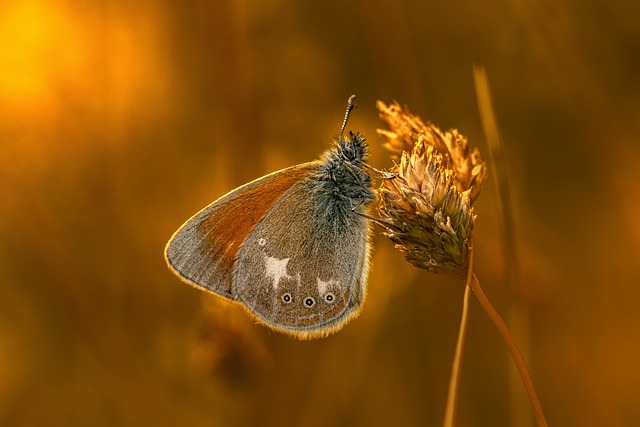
376 101 487 273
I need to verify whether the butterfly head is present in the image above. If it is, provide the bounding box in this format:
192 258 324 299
336 130 369 166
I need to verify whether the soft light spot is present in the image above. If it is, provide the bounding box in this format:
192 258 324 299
265 256 291 290
258 238 266 246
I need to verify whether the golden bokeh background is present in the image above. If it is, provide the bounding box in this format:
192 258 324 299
1 0 639 425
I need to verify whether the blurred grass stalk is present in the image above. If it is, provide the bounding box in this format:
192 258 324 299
472 63 537 427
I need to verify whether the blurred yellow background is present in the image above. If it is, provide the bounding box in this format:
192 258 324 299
1 0 639 426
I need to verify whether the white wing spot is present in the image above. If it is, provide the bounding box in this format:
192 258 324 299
317 278 338 297
265 256 291 290
258 238 266 246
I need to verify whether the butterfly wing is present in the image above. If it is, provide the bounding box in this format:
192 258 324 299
165 163 318 299
232 172 372 339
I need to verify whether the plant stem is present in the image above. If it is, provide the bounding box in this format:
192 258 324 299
469 274 549 427
443 236 475 427
443 283 471 427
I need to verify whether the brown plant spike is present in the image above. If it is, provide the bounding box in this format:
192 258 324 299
376 101 486 274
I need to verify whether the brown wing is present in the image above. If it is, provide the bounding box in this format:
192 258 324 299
232 174 372 339
164 162 318 299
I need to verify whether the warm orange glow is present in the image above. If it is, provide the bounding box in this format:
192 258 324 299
0 0 169 128
0 2 78 111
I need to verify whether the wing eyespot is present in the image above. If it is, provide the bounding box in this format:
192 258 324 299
303 297 316 308
281 293 292 304
324 293 335 303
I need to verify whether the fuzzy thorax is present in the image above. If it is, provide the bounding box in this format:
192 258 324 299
311 131 375 224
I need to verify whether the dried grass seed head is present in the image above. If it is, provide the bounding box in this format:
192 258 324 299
375 101 485 273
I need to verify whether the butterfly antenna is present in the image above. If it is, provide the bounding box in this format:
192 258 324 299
340 94 357 137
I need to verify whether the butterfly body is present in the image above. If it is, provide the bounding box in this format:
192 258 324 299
165 131 374 339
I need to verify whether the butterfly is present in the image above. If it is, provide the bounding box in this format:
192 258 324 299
165 96 375 339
